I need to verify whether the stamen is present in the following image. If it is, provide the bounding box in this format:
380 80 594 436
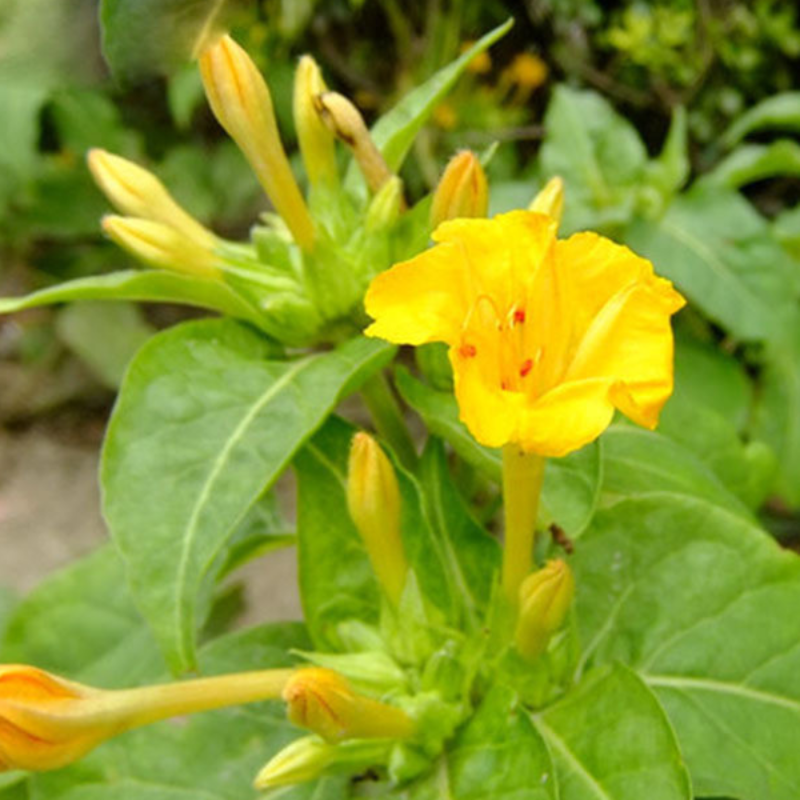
459 343 477 358
513 308 526 324
519 359 533 378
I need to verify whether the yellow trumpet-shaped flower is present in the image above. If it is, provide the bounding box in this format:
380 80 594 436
87 149 217 248
365 210 685 457
102 216 220 279
0 664 293 772
199 34 315 250
430 150 489 226
283 668 414 743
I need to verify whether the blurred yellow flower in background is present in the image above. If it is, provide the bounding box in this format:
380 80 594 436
365 210 685 457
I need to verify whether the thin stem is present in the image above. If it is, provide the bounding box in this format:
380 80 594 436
501 445 546 609
361 373 417 470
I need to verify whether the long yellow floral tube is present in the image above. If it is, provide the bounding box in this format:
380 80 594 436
365 210 685 458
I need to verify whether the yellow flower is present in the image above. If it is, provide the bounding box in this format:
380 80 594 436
365 210 685 457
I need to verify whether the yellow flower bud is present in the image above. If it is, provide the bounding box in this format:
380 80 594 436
315 91 395 196
102 215 220 278
283 668 414 743
293 55 338 188
514 559 575 662
199 35 315 250
430 151 489 227
529 176 564 227
86 149 217 248
347 433 408 606
0 664 293 772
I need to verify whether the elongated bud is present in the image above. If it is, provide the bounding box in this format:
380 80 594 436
347 433 408 606
365 176 403 232
0 664 293 772
283 668 414 743
294 56 338 188
431 151 488 226
87 150 217 248
199 35 315 250
102 216 220 278
254 735 390 789
315 91 395 196
529 176 564 227
514 559 575 662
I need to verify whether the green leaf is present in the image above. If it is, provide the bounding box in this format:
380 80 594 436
534 664 691 800
100 0 243 81
0 78 48 184
703 140 800 189
721 92 800 147
102 320 394 672
540 86 648 233
1 546 162 686
0 271 268 332
646 106 689 196
25 622 312 800
0 586 16 644
753 337 800 507
407 685 556 799
295 417 381 648
55 302 154 389
574 494 800 800
345 20 513 198
601 424 752 517
626 186 799 344
773 204 800 261
395 368 602 537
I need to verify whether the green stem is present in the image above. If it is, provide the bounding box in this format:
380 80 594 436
501 445 546 609
361 372 417 470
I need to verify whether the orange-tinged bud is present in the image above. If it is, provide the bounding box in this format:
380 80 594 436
515 559 575 662
87 150 217 248
199 35 315 250
529 176 564 227
315 91 396 196
283 668 414 743
431 151 489 226
0 664 293 772
347 433 408 606
293 55 338 188
102 215 220 278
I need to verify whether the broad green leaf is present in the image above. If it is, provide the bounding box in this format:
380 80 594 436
295 417 381 648
55 302 154 389
25 622 314 800
704 140 800 189
626 186 799 344
540 86 648 233
0 270 268 332
395 369 602 537
1 546 162 686
753 338 800 507
721 92 800 147
100 0 243 80
601 424 752 517
773 204 800 261
345 20 512 198
574 494 800 800
534 664 691 800
406 685 556 800
418 439 501 628
102 320 394 672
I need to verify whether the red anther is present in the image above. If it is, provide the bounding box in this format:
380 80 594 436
459 343 477 358
513 309 526 324
519 359 533 377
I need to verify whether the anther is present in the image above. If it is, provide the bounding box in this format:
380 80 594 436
459 343 477 358
519 359 533 378
513 309 526 324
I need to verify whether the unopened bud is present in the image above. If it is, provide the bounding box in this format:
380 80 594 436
0 664 292 772
528 176 564 227
515 559 575 662
283 668 414 743
254 735 390 790
294 55 338 188
431 151 488 226
315 91 395 196
366 176 404 232
87 149 216 248
102 216 220 278
347 433 408 606
199 35 315 250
